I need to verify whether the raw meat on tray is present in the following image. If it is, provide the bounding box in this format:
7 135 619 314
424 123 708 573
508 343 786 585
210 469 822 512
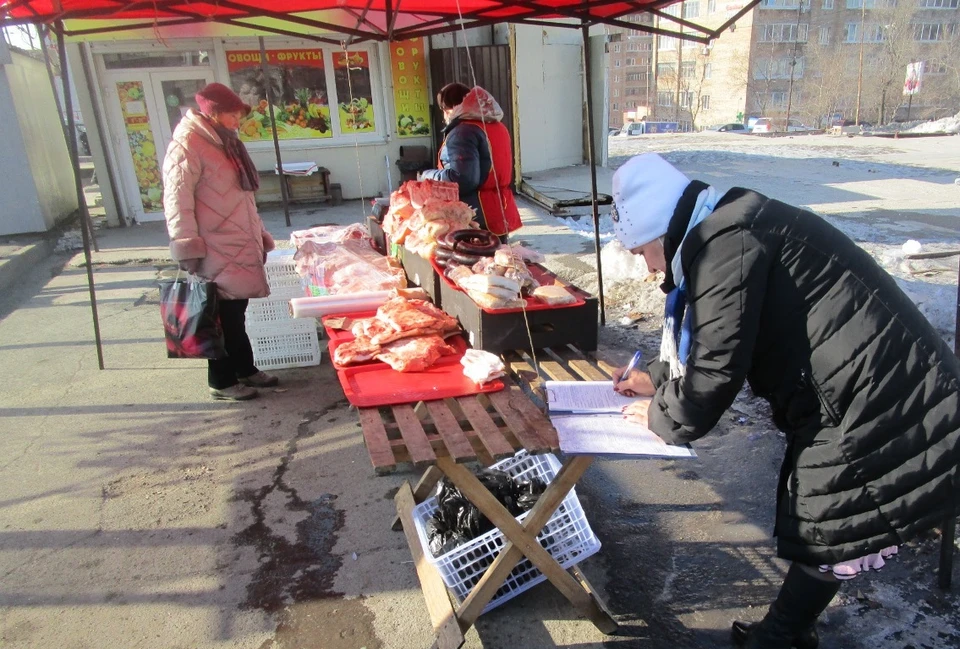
376 335 457 372
331 296 463 372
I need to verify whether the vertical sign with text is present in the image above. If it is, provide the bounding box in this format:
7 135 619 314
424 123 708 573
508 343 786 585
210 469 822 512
391 38 431 137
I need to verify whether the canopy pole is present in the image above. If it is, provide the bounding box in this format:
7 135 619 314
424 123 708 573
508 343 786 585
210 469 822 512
43 26 99 251
259 36 291 227
55 22 105 370
581 22 605 326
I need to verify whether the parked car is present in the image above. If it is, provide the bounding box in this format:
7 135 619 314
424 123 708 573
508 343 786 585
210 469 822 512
608 127 621 136
711 122 746 132
750 117 774 133
622 122 645 136
785 119 817 132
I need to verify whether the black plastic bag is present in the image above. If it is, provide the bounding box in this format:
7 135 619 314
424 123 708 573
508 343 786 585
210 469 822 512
159 278 226 359
425 469 548 556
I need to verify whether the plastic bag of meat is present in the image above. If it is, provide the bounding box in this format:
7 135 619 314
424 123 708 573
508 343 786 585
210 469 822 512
295 239 406 295
406 179 460 208
290 223 367 248
376 335 457 372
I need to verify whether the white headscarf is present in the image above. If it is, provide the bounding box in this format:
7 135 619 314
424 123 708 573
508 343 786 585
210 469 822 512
612 153 691 251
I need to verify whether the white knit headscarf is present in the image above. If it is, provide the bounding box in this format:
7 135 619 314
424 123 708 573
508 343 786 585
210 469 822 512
612 153 691 251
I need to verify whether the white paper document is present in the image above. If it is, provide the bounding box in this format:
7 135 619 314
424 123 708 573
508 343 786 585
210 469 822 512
545 380 637 414
545 381 696 459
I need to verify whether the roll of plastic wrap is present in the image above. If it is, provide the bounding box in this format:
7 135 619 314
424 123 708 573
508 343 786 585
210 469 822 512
290 291 391 318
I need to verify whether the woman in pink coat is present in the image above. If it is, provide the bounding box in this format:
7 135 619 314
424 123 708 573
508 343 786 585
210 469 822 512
163 83 278 401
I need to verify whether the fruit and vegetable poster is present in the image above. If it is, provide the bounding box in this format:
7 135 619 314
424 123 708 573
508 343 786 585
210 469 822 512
115 81 163 212
333 50 376 133
226 49 332 142
391 38 430 138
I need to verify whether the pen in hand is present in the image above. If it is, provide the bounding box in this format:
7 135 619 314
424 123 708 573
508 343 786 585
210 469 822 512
615 351 643 396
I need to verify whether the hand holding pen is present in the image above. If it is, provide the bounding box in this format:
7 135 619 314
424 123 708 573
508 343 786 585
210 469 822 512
613 351 656 397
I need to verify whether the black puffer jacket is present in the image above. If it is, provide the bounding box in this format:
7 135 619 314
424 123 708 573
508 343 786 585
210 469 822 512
647 185 960 566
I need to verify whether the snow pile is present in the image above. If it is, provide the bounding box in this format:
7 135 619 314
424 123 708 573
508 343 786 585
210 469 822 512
556 212 616 243
600 239 650 283
904 111 960 135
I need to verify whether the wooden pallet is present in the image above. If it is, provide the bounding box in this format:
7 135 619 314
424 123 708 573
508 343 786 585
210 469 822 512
357 381 560 474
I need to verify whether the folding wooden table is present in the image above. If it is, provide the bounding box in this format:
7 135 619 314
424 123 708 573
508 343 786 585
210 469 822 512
356 345 621 649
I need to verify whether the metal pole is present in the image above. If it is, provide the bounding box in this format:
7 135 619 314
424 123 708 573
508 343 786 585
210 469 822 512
582 23 606 326
259 37 291 227
45 28 99 251
854 0 866 126
785 0 804 129
906 94 913 122
56 23 104 370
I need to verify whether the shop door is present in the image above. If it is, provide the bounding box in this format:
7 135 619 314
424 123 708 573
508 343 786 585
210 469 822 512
105 69 213 222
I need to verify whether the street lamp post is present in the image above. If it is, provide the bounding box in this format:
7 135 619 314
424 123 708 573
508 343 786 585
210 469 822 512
854 0 867 125
785 0 806 129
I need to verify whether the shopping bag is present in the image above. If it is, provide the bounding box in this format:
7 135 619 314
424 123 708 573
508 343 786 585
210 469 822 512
159 277 226 359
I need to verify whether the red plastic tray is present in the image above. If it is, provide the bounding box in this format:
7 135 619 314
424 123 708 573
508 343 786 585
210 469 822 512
322 312 504 407
432 260 586 314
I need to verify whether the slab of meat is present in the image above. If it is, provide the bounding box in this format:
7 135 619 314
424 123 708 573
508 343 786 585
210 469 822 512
377 297 458 334
375 335 457 372
334 337 380 366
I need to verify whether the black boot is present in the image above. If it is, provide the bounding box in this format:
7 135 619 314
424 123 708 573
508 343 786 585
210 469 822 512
735 563 840 649
730 620 818 649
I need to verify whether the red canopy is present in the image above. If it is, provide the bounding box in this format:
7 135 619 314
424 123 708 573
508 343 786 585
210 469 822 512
0 0 758 44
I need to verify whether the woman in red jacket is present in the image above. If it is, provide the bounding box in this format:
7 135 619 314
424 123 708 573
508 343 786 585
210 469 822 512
420 83 521 239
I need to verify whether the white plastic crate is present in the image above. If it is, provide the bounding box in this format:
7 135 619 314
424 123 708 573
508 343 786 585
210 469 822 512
246 296 296 326
246 320 321 370
264 250 306 298
412 451 601 615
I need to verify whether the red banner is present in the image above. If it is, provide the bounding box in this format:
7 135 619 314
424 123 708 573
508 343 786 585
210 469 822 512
226 49 325 72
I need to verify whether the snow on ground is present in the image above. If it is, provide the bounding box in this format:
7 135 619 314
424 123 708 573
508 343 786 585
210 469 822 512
535 132 958 342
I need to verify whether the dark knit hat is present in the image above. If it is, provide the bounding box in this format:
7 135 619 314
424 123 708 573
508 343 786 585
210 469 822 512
195 82 251 117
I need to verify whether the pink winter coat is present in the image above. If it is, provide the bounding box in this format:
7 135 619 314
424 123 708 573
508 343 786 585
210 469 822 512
162 109 275 300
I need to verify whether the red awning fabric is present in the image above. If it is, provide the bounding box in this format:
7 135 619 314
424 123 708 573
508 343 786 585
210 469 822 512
0 0 759 44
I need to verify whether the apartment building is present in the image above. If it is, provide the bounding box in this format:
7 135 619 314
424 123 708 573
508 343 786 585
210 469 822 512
606 0 958 130
605 14 656 128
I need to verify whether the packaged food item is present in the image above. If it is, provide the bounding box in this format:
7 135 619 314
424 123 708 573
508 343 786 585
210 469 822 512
461 349 506 385
532 285 577 306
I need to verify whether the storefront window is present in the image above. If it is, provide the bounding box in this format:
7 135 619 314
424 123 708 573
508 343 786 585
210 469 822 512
226 48 333 142
334 50 376 133
102 51 209 69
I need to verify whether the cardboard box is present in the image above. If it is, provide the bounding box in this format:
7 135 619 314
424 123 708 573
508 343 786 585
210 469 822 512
437 265 598 354
400 247 442 305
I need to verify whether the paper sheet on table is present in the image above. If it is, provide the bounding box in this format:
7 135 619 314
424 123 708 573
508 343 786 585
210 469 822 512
545 380 637 414
552 414 697 459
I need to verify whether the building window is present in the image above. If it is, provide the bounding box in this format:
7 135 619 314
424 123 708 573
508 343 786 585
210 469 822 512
760 0 805 8
845 23 887 41
701 95 711 109
613 88 620 97
659 35 678 50
819 26 831 43
626 72 648 81
683 1 701 18
705 62 712 78
658 92 674 106
681 61 697 79
708 0 717 11
919 0 959 7
759 23 809 42
613 44 621 53
926 62 948 74
612 102 619 110
626 58 636 66
754 57 805 79
657 62 677 78
615 59 622 67
679 91 696 107
626 87 643 95
771 91 788 107
914 23 957 41
823 0 834 7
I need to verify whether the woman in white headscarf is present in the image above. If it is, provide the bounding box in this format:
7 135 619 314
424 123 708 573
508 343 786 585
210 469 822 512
609 153 960 649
